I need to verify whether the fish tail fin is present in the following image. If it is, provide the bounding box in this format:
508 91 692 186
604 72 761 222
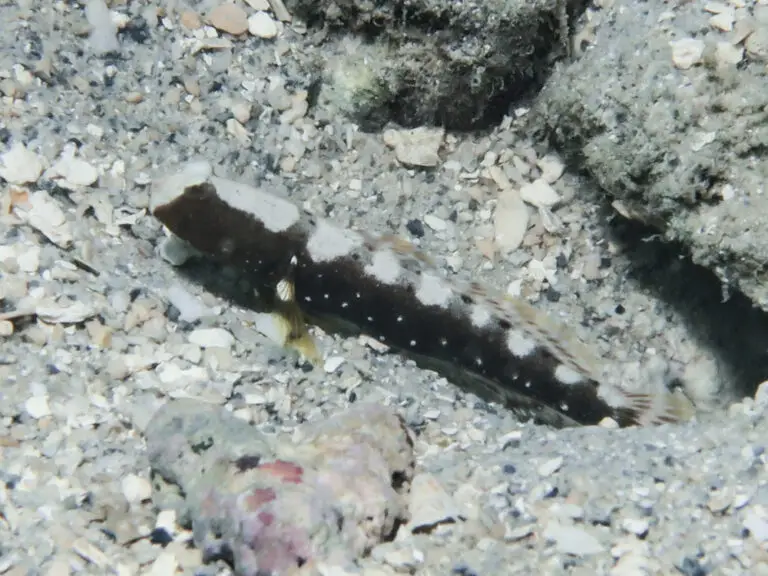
613 388 696 427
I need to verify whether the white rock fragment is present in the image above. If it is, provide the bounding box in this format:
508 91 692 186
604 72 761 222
423 214 446 231
231 101 252 124
15 191 74 249
715 41 743 66
36 301 97 324
190 37 234 55
248 11 279 38
16 245 40 273
166 283 211 323
519 178 561 209
49 154 99 189
498 429 523 449
744 508 768 541
406 474 461 532
622 517 650 537
745 27 768 62
85 0 120 54
710 11 734 32
244 0 270 9
494 188 529 253
383 127 444 168
371 543 424 571
121 474 152 504
536 154 565 183
226 118 251 145
155 510 177 534
323 356 345 373
543 522 605 555
505 523 535 542
0 142 43 184
188 327 235 349
670 38 705 69
25 395 51 419
707 490 731 514
156 362 208 386
72 538 109 568
537 456 564 477
705 2 735 31
0 321 13 337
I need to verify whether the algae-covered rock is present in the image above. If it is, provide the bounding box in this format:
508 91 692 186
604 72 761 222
289 0 587 130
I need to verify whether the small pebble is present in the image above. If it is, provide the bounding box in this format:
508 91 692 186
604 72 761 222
50 154 99 189
536 154 565 183
494 188 529 253
208 2 249 35
248 11 279 39
406 474 461 531
744 508 768 541
519 178 561 209
715 42 743 66
244 0 270 9
0 320 13 337
323 356 345 373
670 38 705 69
179 10 202 30
621 517 650 538
537 456 563 477
25 395 51 419
543 522 604 555
383 127 444 168
121 474 153 504
85 0 120 54
188 327 235 349
0 142 43 184
424 214 446 231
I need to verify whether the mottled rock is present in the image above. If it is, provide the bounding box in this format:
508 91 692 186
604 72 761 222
531 0 768 311
145 400 414 575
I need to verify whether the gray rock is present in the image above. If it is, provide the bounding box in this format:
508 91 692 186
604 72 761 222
145 398 275 492
529 0 768 310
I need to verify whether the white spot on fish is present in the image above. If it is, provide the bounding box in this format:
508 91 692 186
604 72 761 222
306 220 363 262
367 316 373 322
213 175 300 233
475 357 483 366
364 249 402 285
554 364 585 385
397 316 403 322
410 340 416 346
469 303 492 328
506 329 537 357
341 302 348 308
415 272 453 308
440 338 448 346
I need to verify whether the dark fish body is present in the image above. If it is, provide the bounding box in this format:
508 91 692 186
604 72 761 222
151 162 694 428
